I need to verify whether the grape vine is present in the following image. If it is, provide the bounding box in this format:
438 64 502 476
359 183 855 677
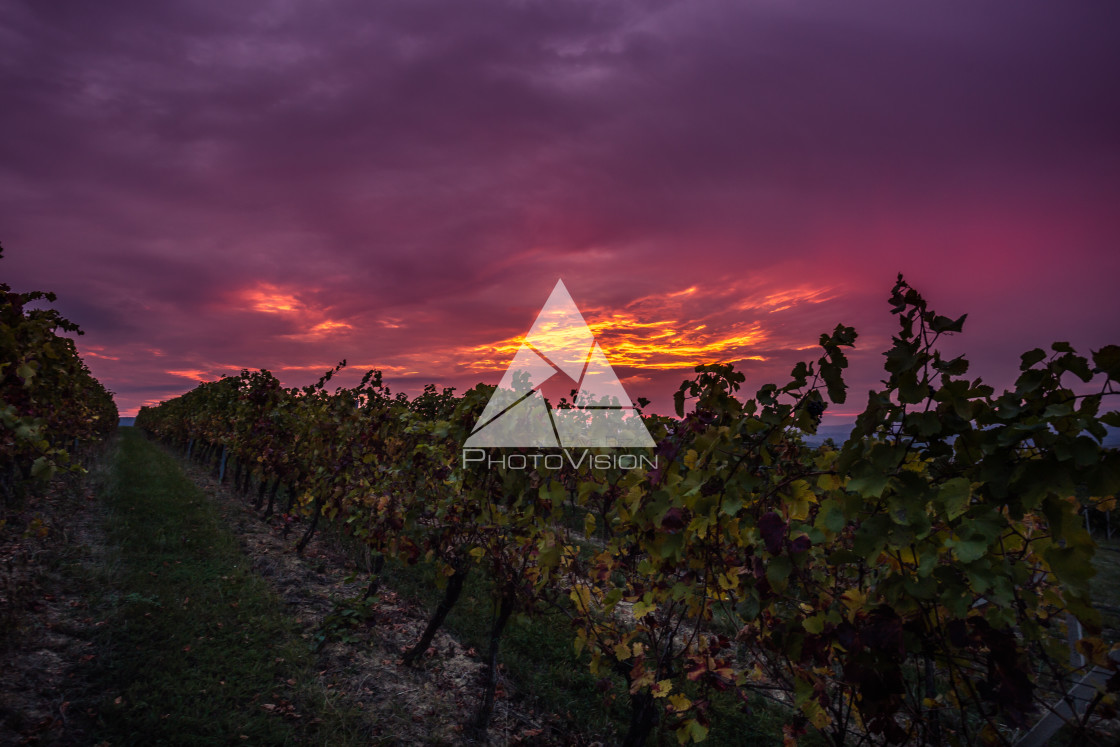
1 244 118 510
137 276 1120 745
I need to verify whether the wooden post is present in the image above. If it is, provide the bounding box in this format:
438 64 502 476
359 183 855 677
218 446 228 483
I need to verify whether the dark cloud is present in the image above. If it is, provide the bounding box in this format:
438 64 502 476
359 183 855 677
1 0 1117 415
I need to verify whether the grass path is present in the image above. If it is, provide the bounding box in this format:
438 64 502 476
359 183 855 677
87 428 363 745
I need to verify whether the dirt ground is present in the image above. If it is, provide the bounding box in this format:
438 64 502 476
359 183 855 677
0 474 105 746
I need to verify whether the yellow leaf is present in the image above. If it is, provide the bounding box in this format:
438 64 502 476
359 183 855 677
627 485 644 514
841 589 867 622
803 700 831 729
1076 637 1111 667
788 499 809 522
787 480 815 521
652 679 672 698
569 585 591 612
683 449 698 469
791 479 815 503
630 668 655 694
668 693 692 712
814 450 838 470
633 600 655 620
816 473 842 491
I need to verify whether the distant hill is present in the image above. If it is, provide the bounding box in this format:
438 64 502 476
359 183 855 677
801 423 854 447
1104 426 1120 449
802 423 1120 449
107 413 1115 442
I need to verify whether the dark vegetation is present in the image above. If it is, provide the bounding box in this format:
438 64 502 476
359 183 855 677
3 246 1118 744
136 276 1120 745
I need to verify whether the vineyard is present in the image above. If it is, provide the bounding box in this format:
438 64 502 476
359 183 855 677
0 243 117 511
1 248 119 741
133 276 1120 746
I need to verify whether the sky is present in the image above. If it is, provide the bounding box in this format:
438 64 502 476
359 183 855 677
2 0 1118 420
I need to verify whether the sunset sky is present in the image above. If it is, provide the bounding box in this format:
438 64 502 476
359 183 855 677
2 1 1118 419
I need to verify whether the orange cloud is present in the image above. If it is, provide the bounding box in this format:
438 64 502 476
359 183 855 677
735 285 837 314
241 284 304 313
165 369 212 382
453 280 835 376
82 345 120 361
231 282 354 341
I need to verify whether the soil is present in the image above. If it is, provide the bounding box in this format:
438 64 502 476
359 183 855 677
0 474 106 746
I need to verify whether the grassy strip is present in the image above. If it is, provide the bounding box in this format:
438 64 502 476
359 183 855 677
85 429 366 745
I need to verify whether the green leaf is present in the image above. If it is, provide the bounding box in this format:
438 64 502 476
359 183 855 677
766 557 792 589
853 515 890 558
898 374 928 404
848 470 890 499
30 456 53 479
739 593 760 621
939 478 971 520
803 614 826 634
719 493 744 516
950 537 987 564
657 531 685 560
1045 546 1096 592
538 543 560 569
1092 344 1120 381
815 499 846 533
906 411 942 438
1020 348 1046 370
680 719 709 744
936 355 969 376
821 363 848 405
930 313 967 333
1087 452 1120 497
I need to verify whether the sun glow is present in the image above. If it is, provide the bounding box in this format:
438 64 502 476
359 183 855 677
458 281 835 376
242 284 303 313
